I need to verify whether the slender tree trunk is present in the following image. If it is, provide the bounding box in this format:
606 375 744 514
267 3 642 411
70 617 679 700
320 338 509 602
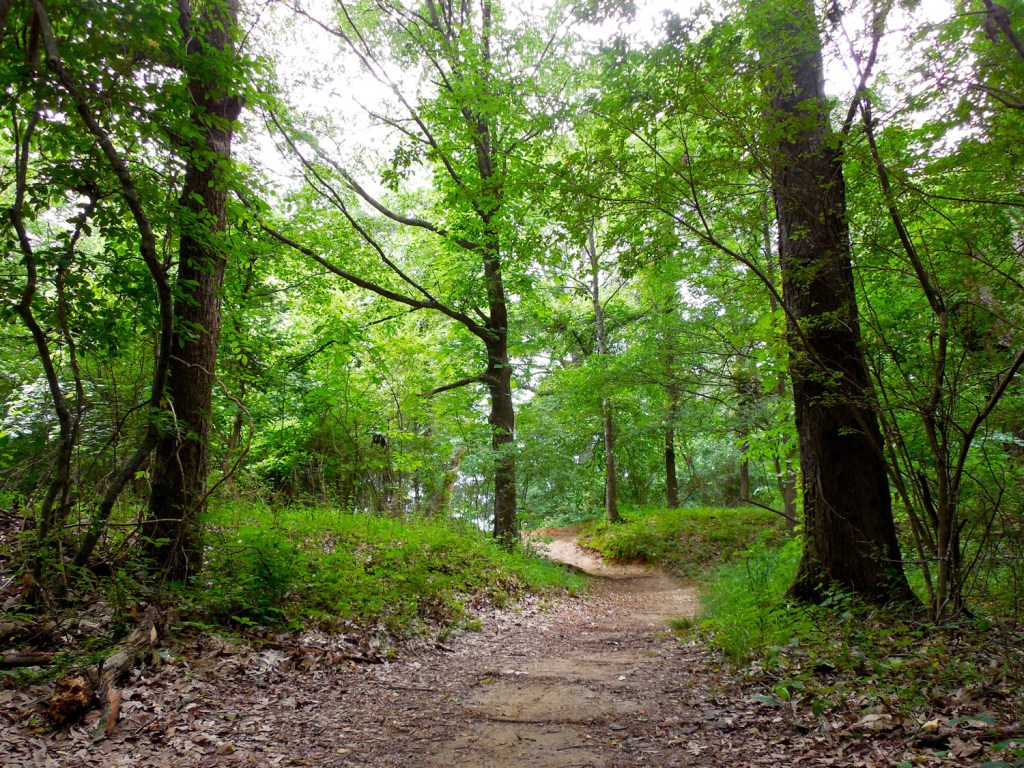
429 445 467 515
220 255 257 501
738 439 750 503
766 0 913 604
587 228 620 524
145 0 241 581
665 423 679 509
475 0 517 546
485 331 517 544
601 399 620 522
9 110 76 557
764 219 799 530
24 3 175 572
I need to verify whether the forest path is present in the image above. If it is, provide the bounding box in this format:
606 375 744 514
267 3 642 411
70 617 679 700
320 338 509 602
410 525 700 767
3 527 794 767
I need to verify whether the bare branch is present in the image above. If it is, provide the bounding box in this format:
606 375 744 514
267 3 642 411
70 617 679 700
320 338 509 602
741 497 798 525
839 0 892 137
419 375 484 397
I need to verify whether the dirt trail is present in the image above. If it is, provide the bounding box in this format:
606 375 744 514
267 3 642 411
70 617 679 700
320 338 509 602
416 526 700 767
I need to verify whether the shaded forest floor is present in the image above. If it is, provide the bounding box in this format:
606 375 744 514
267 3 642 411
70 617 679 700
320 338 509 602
1 527 1016 766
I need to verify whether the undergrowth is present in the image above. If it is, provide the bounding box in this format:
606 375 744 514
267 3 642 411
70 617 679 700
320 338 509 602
690 539 1024 763
189 503 586 638
695 537 803 660
579 505 788 579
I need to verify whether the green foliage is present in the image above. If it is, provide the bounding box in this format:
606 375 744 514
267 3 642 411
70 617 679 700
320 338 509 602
696 537 803 661
580 505 788 579
191 504 585 636
2 0 1021 642
695 543 1024 735
201 526 303 625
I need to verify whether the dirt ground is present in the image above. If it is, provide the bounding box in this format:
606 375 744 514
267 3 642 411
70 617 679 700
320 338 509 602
0 528 938 767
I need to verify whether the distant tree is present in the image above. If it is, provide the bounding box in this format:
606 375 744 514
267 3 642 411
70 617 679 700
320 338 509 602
265 0 570 544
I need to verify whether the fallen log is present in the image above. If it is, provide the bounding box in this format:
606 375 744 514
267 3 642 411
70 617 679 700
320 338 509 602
45 604 161 741
0 650 55 668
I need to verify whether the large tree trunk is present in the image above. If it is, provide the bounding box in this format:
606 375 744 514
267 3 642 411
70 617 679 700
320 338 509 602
767 0 913 604
145 0 241 581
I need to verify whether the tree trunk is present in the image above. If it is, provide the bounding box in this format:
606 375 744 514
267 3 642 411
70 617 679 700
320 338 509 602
145 0 241 581
601 398 620 523
485 333 517 545
664 389 680 509
587 227 620 524
476 0 518 548
428 445 467 515
738 440 750 503
773 450 798 534
767 0 913 604
665 423 679 509
764 218 798 532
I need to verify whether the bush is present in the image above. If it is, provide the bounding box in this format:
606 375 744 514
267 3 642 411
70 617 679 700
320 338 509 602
696 537 803 661
200 526 304 625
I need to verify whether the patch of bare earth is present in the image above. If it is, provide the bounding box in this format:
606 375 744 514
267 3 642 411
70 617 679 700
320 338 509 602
0 528 942 767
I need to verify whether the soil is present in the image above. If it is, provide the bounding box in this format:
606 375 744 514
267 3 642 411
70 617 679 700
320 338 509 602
0 527 981 767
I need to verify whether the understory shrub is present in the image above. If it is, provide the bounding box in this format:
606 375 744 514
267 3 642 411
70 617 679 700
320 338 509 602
696 537 803 661
693 539 1024 737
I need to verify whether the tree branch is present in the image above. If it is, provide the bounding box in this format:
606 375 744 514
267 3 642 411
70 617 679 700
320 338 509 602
742 497 797 525
254 215 487 339
419 375 484 397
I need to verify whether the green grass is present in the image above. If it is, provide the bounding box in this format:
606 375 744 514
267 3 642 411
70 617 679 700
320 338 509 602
695 536 804 661
686 537 1024 739
189 503 586 638
579 505 789 579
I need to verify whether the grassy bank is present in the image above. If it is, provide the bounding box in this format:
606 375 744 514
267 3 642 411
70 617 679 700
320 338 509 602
190 503 587 638
579 505 789 579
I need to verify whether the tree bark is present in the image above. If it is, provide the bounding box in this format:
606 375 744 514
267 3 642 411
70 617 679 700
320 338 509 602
475 0 517 546
145 0 241 581
483 280 517 545
766 0 913 604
